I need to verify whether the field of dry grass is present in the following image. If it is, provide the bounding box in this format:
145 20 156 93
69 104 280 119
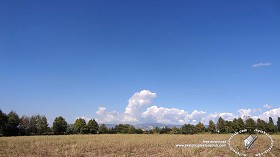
0 134 279 157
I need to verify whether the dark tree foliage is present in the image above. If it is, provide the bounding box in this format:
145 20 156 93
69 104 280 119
245 118 256 133
53 116 67 135
0 110 8 136
267 117 275 133
115 124 136 134
194 122 205 133
277 117 280 132
88 119 99 134
36 115 48 135
256 118 267 131
98 124 109 134
208 120 216 133
74 118 88 134
6 111 20 136
181 124 195 134
225 121 233 133
66 124 76 134
217 117 226 133
19 115 30 135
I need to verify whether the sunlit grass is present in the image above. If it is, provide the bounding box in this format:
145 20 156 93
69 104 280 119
0 134 279 156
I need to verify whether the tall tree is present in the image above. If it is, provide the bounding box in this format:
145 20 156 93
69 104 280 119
88 119 99 134
256 118 267 131
29 115 38 135
208 120 216 133
277 117 280 132
37 115 48 134
237 118 245 130
53 116 67 134
217 117 226 133
19 115 30 135
245 118 256 133
0 110 8 136
74 118 87 134
225 121 233 133
267 117 275 133
194 122 205 133
99 124 108 134
6 111 20 136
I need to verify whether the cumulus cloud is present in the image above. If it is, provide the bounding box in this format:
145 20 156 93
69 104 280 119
142 105 188 124
123 90 156 123
259 108 280 122
238 109 253 118
95 90 279 125
252 62 272 68
95 107 121 124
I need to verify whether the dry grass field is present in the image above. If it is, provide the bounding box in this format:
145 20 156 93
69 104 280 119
0 134 279 157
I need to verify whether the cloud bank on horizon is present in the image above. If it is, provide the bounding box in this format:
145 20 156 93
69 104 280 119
93 90 279 124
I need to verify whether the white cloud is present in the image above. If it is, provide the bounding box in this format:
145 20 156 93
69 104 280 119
252 62 272 68
123 90 156 123
96 107 106 115
142 105 187 124
238 109 253 118
95 107 121 124
95 90 279 125
263 104 272 109
259 108 280 122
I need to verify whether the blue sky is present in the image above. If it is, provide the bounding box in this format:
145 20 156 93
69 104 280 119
1 0 280 124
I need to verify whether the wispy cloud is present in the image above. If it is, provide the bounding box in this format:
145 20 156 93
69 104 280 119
252 62 272 68
263 104 272 109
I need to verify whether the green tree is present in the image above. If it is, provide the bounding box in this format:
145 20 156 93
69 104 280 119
128 125 136 134
66 124 76 134
237 118 245 130
0 110 8 136
115 124 135 134
53 116 67 134
6 111 20 136
267 117 275 133
217 117 226 133
74 118 87 134
135 128 144 134
256 118 267 131
225 121 233 133
245 118 256 133
194 122 205 133
19 115 30 135
29 115 38 135
208 120 216 133
277 117 280 132
181 124 195 134
37 115 48 134
99 124 108 134
88 119 99 134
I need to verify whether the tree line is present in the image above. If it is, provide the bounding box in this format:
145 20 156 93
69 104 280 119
1 109 280 136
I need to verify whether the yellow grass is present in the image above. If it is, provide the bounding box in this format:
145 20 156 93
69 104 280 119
0 134 279 157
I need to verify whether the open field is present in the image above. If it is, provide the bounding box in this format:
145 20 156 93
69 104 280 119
0 134 279 157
